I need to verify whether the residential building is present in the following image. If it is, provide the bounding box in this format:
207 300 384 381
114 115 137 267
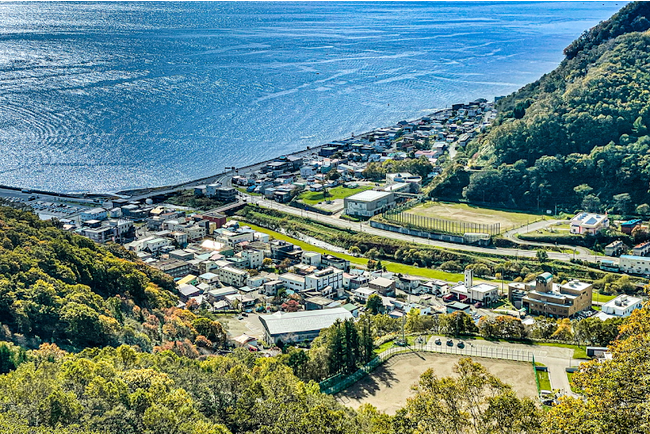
305 267 344 296
633 241 650 257
569 212 609 235
369 277 396 297
178 284 201 302
521 272 593 318
241 249 264 269
620 219 642 235
302 252 322 267
605 240 626 257
304 296 339 311
80 207 107 222
620 255 650 275
262 280 283 296
217 266 249 288
344 190 395 217
270 240 303 261
153 259 190 278
353 287 377 303
321 254 350 272
260 307 353 344
279 273 306 292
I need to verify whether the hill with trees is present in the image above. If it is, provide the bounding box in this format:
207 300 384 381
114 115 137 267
431 2 650 215
0 206 226 354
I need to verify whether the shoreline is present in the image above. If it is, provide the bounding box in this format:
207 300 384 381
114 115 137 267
2 106 454 202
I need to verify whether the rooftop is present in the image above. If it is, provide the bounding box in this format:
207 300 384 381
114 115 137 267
346 190 392 202
260 307 353 336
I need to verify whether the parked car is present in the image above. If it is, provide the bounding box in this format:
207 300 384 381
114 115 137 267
457 341 465 349
446 339 453 346
435 338 441 345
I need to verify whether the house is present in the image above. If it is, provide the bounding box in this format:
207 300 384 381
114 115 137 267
304 295 340 310
605 240 626 257
262 280 283 296
206 286 239 303
260 307 353 344
396 275 423 294
178 284 201 302
620 219 642 235
633 241 650 257
521 272 593 318
353 287 377 303
570 212 609 235
446 301 471 314
232 334 258 348
369 277 396 297
198 272 220 286
620 255 650 275
420 279 449 296
241 249 264 269
344 190 395 217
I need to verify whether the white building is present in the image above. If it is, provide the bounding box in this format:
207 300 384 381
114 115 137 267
597 295 643 320
570 212 609 235
353 287 377 303
302 252 322 267
305 267 344 292
344 190 395 217
217 266 249 288
279 273 306 292
620 255 650 275
80 207 107 222
242 250 264 269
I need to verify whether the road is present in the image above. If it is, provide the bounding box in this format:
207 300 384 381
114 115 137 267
247 195 597 263
503 219 594 260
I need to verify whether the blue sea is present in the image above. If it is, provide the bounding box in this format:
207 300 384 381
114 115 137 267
0 2 625 193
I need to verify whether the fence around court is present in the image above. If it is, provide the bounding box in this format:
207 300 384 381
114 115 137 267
382 209 501 236
319 341 534 395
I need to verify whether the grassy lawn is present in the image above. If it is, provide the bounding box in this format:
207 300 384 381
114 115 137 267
297 185 373 206
592 291 617 303
238 221 464 281
408 201 544 232
536 369 552 391
236 187 261 196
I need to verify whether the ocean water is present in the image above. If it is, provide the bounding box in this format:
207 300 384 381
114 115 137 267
0 2 624 193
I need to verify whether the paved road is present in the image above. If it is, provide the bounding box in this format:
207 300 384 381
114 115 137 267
503 219 594 259
247 195 597 263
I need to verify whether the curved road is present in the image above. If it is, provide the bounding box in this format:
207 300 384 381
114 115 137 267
503 219 593 258
247 195 598 263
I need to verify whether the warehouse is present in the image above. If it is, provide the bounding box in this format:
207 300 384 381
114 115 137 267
259 307 353 344
344 190 395 217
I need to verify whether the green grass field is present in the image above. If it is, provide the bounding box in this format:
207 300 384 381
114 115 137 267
536 369 552 391
408 201 544 233
297 185 373 205
238 221 463 281
592 291 617 304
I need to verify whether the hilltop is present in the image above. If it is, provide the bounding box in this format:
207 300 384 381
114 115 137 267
432 2 650 215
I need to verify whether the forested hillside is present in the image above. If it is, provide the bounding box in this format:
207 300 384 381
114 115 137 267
0 206 226 354
432 2 650 214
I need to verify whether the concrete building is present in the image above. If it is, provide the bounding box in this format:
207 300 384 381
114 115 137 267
153 259 190 278
305 267 344 295
368 277 396 297
570 212 609 235
217 266 249 288
241 249 264 269
260 307 353 344
597 294 643 320
279 273 306 292
605 240 626 257
521 272 593 318
620 255 650 275
633 241 650 257
344 190 395 217
80 207 107 222
302 252 322 267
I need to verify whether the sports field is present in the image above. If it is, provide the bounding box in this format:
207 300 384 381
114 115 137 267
336 352 538 415
408 202 544 233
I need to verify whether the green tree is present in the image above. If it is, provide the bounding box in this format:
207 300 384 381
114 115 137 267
366 294 383 315
536 249 549 262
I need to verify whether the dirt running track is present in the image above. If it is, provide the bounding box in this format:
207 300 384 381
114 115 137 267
336 352 538 415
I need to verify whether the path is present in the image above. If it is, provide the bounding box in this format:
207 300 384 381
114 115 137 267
503 219 594 259
248 195 597 263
